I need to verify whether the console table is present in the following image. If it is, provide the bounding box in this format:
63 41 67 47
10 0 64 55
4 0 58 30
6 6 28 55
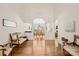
63 45 79 56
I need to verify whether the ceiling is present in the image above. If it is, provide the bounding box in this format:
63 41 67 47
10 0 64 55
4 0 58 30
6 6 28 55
54 3 79 20
0 3 54 23
0 3 79 23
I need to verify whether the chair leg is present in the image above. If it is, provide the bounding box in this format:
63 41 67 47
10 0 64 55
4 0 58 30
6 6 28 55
10 51 13 56
2 50 6 56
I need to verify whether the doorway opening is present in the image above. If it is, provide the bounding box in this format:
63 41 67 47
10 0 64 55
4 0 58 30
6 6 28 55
32 18 46 40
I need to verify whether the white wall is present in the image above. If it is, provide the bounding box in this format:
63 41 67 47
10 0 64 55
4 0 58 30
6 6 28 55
55 14 75 44
54 4 79 44
0 4 27 45
0 12 25 45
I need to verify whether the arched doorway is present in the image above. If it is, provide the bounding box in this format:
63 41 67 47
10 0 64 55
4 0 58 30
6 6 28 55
32 18 46 40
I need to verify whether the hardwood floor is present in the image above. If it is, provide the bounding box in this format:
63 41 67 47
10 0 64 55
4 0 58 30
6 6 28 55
12 39 63 56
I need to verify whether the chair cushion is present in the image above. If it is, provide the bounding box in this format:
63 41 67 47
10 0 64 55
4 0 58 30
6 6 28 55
4 45 13 56
12 35 17 41
19 38 26 44
75 38 79 45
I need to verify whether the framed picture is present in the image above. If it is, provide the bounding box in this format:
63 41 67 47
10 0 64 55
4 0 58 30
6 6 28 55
46 23 52 33
24 23 32 33
65 20 75 32
3 19 17 28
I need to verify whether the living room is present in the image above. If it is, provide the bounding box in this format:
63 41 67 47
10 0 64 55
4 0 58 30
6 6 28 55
0 3 79 56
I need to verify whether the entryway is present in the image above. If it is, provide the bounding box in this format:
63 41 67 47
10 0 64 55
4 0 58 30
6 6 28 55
32 18 46 40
